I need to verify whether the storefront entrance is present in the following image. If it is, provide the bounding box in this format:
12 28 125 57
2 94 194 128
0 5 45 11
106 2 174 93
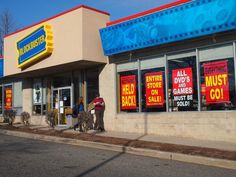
52 87 72 125
49 68 99 126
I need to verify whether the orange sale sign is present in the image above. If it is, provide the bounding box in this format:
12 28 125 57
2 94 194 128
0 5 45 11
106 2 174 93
204 60 230 104
120 75 137 110
145 72 164 107
4 87 12 110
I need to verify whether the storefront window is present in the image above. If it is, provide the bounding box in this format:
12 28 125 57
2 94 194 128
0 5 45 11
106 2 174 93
141 68 166 112
86 68 99 104
13 81 23 114
0 86 2 114
118 70 139 112
140 56 166 112
73 70 83 106
33 78 46 115
200 58 236 110
117 61 139 113
115 44 236 113
53 73 71 88
4 85 13 110
199 44 235 111
168 56 198 111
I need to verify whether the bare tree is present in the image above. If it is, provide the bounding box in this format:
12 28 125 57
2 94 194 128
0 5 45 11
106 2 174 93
0 9 16 56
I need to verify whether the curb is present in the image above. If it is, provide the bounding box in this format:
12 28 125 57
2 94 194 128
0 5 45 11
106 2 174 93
1 129 236 170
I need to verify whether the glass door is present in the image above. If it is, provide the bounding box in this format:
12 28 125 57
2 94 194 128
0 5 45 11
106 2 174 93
52 87 72 125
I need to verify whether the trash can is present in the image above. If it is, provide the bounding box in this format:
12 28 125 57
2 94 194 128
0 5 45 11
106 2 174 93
66 115 73 128
66 114 78 128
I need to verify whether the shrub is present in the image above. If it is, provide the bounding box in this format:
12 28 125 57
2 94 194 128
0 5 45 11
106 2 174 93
21 112 30 126
46 110 56 128
3 110 17 125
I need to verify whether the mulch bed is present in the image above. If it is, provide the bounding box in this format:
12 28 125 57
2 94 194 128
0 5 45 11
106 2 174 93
1 124 236 161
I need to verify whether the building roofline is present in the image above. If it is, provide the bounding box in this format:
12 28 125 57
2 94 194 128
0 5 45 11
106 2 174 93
4 5 110 38
106 0 192 26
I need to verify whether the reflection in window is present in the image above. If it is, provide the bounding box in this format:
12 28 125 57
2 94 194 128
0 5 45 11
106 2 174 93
141 68 166 112
33 79 46 115
53 74 71 88
200 58 236 111
4 85 13 111
118 70 139 112
168 56 198 111
86 68 99 104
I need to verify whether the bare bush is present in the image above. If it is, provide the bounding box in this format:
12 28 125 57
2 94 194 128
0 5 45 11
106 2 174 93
21 112 30 126
3 110 17 125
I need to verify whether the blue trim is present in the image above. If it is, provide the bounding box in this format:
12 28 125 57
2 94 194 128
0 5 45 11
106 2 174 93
100 0 236 56
0 59 4 77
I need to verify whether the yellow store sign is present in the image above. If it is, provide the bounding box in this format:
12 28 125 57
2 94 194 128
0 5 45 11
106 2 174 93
16 24 53 68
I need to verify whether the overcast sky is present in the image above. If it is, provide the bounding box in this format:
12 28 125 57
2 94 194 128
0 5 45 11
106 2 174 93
0 0 176 30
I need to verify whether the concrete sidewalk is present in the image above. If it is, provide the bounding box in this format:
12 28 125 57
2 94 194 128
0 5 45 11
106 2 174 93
99 131 236 151
1 123 236 170
62 128 236 152
10 123 236 151
5 123 236 151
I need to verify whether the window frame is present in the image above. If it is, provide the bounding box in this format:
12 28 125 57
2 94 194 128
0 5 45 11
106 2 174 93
115 42 236 114
32 78 47 115
140 56 166 112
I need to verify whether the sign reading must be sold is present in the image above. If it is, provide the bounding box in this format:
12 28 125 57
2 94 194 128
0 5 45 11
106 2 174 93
172 67 193 107
204 60 230 104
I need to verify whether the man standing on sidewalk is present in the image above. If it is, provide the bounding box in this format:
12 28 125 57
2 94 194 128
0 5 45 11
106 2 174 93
93 93 105 132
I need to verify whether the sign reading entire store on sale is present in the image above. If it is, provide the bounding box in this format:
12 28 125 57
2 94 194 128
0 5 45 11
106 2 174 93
145 71 164 107
204 60 230 104
16 24 53 68
120 75 136 110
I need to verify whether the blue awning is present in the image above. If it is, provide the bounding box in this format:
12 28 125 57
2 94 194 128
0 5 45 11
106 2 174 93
100 0 236 56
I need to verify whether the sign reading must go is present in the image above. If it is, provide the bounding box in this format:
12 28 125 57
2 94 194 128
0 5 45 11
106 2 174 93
120 75 137 110
16 24 53 68
204 60 230 104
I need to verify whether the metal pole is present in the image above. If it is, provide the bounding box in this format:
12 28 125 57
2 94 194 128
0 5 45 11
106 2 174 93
196 48 201 111
165 54 169 112
138 59 142 112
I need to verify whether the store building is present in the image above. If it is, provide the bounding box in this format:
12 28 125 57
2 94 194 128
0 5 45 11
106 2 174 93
99 0 236 143
0 56 3 115
2 0 236 143
3 5 109 125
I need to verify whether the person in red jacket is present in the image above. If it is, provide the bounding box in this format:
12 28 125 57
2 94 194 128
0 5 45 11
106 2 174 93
93 93 105 132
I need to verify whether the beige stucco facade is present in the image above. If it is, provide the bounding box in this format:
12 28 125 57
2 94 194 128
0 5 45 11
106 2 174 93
99 62 236 144
4 6 109 76
2 6 110 126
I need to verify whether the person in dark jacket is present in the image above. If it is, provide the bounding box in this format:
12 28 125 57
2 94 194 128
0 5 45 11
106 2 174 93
93 93 105 132
73 96 84 132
